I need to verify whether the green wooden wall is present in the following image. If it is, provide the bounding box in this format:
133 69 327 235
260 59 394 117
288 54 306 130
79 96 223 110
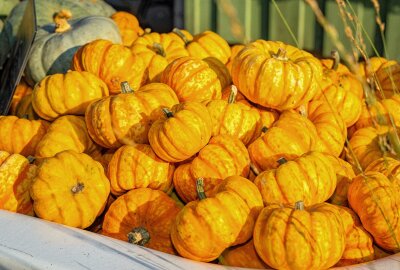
184 0 400 61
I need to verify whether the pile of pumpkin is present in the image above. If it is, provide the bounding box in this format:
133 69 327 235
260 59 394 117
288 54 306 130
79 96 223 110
2 1 400 269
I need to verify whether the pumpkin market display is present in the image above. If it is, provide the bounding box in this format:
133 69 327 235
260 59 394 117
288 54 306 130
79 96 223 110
2 4 400 270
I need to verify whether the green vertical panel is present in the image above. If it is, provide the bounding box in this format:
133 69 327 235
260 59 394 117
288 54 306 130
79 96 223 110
355 1 377 58
184 0 215 35
385 1 400 61
216 0 247 44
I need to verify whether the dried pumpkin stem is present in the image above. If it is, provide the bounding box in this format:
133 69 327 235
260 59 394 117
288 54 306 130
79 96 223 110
196 178 207 200
277 157 288 165
121 81 134 94
172 28 191 45
53 10 72 33
295 201 305 210
144 28 152 34
272 48 288 61
71 182 84 194
261 126 269 133
152 43 166 57
228 85 238 104
27 156 36 163
127 227 150 246
162 108 174 118
250 163 260 176
330 50 340 71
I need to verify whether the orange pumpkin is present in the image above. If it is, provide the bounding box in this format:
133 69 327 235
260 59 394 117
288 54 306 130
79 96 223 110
107 144 174 196
219 239 268 269
366 157 400 186
0 151 37 216
148 101 212 163
348 171 400 252
335 206 374 266
160 56 222 102
102 188 181 254
111 11 144 47
173 135 250 203
232 40 323 110
203 57 232 89
375 61 400 99
30 150 110 229
72 39 147 94
168 28 193 46
205 86 261 145
35 115 98 158
327 157 356 206
254 201 345 270
171 176 263 262
14 94 39 120
32 71 109 121
184 30 231 64
226 44 245 75
90 148 115 172
9 79 32 115
0 116 48 156
254 152 337 206
85 82 179 148
248 110 318 171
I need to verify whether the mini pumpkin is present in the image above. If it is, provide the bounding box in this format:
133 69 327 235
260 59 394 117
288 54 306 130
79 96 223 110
366 157 400 186
9 79 32 115
203 57 232 90
160 56 222 102
327 157 356 206
226 44 245 75
35 115 98 158
148 101 212 163
32 70 109 121
0 151 37 216
102 188 181 254
219 239 268 269
107 144 174 196
253 201 346 270
232 40 323 110
72 39 147 94
85 82 179 148
0 116 48 156
30 150 110 229
171 176 263 262
111 11 144 47
14 94 39 120
375 61 400 99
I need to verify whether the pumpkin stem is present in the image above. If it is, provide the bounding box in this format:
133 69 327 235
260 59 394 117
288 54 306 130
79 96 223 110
272 48 288 61
53 10 72 33
71 182 84 194
162 108 174 118
127 227 150 246
152 42 166 57
27 156 36 164
261 126 268 133
295 201 305 210
172 28 191 45
121 81 134 94
277 157 287 165
250 163 260 176
228 85 238 104
196 178 207 200
330 50 340 71
298 105 307 117
144 28 152 35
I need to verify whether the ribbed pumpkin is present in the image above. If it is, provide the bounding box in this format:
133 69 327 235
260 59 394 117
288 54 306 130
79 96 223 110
253 201 346 270
348 171 400 252
184 30 231 64
205 86 261 145
173 135 250 203
111 11 144 47
335 206 374 266
160 56 222 102
366 157 400 186
107 144 174 196
248 110 319 171
72 39 147 94
307 100 347 157
30 150 110 229
171 176 263 262
0 116 48 156
375 61 400 99
85 82 179 148
102 188 181 254
14 94 39 120
203 57 232 89
0 151 37 216
148 101 212 163
35 115 98 159
328 157 356 206
358 56 390 79
9 79 32 115
219 239 268 269
347 126 400 171
32 71 109 121
91 148 115 172
226 44 245 75
232 40 323 110
254 152 337 206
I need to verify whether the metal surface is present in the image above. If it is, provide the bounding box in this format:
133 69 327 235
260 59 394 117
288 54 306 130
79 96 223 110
0 0 36 115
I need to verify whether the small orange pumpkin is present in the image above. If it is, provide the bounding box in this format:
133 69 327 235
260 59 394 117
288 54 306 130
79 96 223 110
327 156 356 206
14 94 39 120
111 11 144 47
9 79 32 115
219 239 268 269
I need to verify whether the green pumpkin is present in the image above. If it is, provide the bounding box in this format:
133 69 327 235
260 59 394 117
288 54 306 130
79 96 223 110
24 15 121 84
0 0 116 70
